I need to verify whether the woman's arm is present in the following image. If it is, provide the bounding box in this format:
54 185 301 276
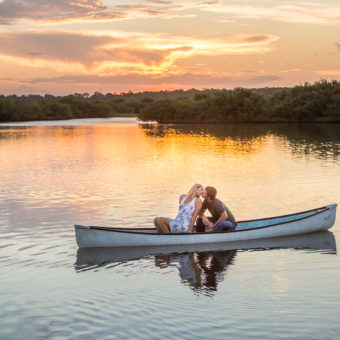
187 199 203 233
179 194 185 204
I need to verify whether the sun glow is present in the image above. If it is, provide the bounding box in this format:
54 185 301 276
0 0 339 94
0 54 88 74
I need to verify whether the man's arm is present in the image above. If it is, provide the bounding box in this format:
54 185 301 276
212 210 228 226
206 201 228 229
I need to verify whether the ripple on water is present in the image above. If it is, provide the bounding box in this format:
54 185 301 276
1 121 340 339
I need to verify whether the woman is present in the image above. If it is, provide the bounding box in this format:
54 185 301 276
154 184 203 233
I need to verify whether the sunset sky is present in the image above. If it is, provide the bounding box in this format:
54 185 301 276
0 0 339 95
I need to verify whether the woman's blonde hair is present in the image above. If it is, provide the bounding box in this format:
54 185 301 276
184 183 203 203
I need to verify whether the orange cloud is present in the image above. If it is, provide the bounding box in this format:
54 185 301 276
315 69 340 76
196 1 220 7
0 0 187 25
0 30 279 77
24 73 281 89
2 0 339 26
147 0 175 4
0 0 118 24
0 71 282 95
201 1 340 25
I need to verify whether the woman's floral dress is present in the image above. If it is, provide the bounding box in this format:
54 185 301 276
169 196 197 233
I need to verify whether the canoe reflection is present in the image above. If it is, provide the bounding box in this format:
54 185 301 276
76 231 336 295
76 230 335 270
155 250 236 296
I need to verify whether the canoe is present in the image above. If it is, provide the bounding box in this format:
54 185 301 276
75 203 337 248
75 231 336 270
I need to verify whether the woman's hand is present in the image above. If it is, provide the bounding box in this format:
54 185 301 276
187 199 203 233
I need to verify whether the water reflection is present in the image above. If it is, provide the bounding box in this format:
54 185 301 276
155 250 236 296
1 118 339 338
139 123 269 159
140 123 340 160
140 123 272 140
276 124 340 160
75 231 336 295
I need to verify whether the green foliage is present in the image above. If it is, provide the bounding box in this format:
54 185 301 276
139 80 340 123
270 80 340 121
1 80 340 123
43 102 73 120
87 101 112 118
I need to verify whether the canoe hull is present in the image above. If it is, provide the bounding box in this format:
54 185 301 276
76 231 336 269
75 204 337 248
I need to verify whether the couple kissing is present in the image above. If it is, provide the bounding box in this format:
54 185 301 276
154 184 236 234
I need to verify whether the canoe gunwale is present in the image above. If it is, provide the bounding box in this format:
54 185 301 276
75 205 334 236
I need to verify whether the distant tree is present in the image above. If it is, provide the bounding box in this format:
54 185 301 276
0 99 15 121
87 101 112 117
43 102 73 120
1 80 340 123
141 97 154 103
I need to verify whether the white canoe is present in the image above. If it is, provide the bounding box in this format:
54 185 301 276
75 231 336 269
75 204 337 248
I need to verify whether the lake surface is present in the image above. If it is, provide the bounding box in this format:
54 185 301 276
0 118 339 339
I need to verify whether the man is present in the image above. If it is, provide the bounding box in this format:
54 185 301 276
196 186 236 233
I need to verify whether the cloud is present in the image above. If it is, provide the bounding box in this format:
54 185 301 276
196 1 220 6
147 1 175 4
280 68 302 73
1 71 282 95
0 30 182 68
195 34 279 55
0 0 187 25
11 85 45 95
26 52 44 56
0 30 279 76
0 0 121 24
242 35 272 43
22 73 281 90
315 69 340 76
200 1 340 25
0 31 115 64
1 0 339 25
243 75 281 85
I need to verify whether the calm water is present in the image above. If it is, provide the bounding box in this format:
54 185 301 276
0 118 340 339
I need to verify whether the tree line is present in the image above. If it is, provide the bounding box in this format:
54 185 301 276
0 95 139 122
0 90 206 122
1 80 339 123
139 80 340 123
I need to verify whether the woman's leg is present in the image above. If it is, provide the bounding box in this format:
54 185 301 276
154 217 171 233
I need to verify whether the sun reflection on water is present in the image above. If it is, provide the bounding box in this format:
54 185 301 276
0 119 340 339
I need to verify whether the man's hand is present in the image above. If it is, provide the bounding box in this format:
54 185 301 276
202 216 210 226
207 221 214 230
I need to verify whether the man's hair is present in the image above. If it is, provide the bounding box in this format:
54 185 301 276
205 186 217 199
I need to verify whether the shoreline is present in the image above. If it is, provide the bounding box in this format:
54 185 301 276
143 119 340 125
1 116 340 125
2 80 340 125
0 114 138 125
